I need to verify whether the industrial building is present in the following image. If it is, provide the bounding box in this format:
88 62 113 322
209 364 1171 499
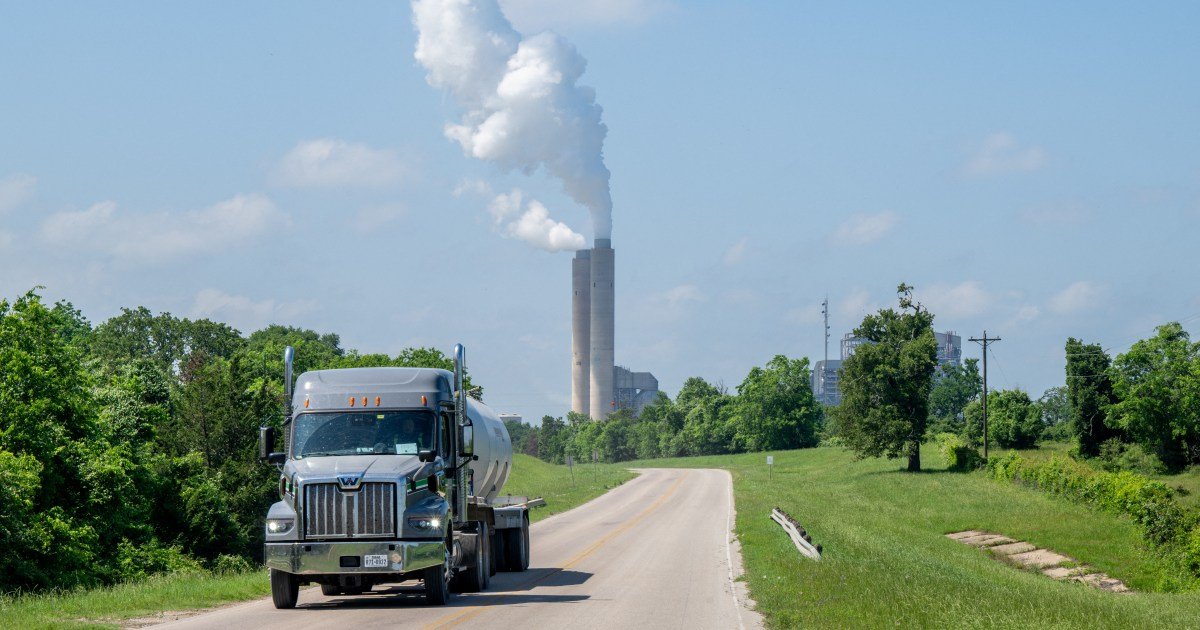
814 331 963 406
614 366 660 416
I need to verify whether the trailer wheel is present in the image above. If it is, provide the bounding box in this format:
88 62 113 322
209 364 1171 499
494 528 509 572
270 569 299 609
424 554 451 605
505 514 530 572
320 584 340 596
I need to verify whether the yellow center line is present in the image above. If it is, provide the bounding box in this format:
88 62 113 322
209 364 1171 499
423 471 690 630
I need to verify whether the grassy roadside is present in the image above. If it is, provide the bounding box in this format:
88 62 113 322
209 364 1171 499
1007 441 1200 509
632 446 1200 629
0 570 269 630
1 453 632 628
502 453 636 523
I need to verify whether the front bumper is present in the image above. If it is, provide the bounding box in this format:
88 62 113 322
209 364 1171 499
264 540 444 575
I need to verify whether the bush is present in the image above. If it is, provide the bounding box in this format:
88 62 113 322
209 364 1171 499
1096 438 1166 475
212 554 254 575
936 433 982 471
987 453 1197 563
112 539 201 582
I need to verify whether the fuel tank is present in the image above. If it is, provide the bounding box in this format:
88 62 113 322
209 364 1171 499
464 397 512 502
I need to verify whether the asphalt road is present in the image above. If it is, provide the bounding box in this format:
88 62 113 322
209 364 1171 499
158 468 763 630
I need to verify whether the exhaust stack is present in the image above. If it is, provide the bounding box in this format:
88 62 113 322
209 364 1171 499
571 249 591 415
589 238 615 419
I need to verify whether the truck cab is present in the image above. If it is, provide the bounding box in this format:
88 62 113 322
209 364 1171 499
259 345 530 608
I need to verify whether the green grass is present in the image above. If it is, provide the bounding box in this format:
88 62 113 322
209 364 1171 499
503 453 636 522
1 453 631 628
0 570 269 630
631 446 1200 629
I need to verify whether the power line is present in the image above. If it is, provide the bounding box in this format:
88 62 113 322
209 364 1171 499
969 331 1001 460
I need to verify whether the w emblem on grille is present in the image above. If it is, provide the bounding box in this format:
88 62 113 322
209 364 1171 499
337 475 362 489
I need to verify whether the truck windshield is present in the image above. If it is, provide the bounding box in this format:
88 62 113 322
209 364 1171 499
292 410 435 458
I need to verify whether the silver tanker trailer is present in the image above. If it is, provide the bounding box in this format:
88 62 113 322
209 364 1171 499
257 344 532 608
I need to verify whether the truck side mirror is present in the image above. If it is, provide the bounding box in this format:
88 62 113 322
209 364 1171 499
458 424 474 457
259 426 276 461
418 449 437 463
259 426 286 465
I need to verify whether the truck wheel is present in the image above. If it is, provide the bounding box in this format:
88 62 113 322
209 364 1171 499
505 515 530 571
424 556 451 605
320 583 341 596
494 529 509 572
270 569 299 609
488 523 498 577
454 527 488 593
480 522 492 588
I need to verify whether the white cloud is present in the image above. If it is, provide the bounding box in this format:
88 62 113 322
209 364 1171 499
723 237 748 265
351 203 406 232
919 281 994 319
0 173 36 214
487 189 585 252
837 288 878 321
965 132 1046 175
191 288 317 333
1014 305 1040 322
273 138 408 188
40 193 286 263
1020 201 1088 226
663 284 703 308
1049 281 1105 314
831 211 898 246
499 0 673 31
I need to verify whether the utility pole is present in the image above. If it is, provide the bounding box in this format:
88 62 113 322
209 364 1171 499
969 331 1001 459
821 297 830 405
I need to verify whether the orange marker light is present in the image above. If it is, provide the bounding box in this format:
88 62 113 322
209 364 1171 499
375 396 381 406
361 397 367 407
304 399 310 409
349 397 356 407
421 395 428 405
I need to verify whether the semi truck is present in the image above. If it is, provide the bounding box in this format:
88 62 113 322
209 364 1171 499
257 344 531 608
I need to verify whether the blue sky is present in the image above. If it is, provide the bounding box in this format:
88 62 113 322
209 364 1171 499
2 1 1198 423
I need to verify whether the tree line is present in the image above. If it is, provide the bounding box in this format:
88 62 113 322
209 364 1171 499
825 284 1200 474
506 354 825 464
0 290 464 594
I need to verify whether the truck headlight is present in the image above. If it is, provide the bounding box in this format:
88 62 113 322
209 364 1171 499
266 518 295 534
407 516 441 532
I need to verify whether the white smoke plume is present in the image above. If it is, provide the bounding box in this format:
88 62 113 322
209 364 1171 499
412 0 613 241
488 188 586 252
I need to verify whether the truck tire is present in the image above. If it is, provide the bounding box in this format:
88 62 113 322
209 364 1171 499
424 556 451 605
505 515 530 572
320 583 341 596
453 525 489 592
270 569 299 609
494 528 509 572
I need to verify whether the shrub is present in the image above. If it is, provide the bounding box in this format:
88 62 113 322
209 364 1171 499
987 453 1198 570
936 433 982 471
1096 438 1166 475
212 554 254 575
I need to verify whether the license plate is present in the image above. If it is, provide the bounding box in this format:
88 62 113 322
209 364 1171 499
363 554 388 568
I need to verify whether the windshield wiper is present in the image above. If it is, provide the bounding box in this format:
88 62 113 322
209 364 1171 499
298 451 343 458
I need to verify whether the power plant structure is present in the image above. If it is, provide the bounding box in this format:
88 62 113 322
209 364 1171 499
572 238 616 419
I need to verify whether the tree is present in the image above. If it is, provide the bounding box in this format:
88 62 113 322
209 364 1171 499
928 358 981 434
1065 338 1121 457
1108 323 1200 471
834 284 938 471
1038 386 1072 442
964 389 1042 449
730 355 822 451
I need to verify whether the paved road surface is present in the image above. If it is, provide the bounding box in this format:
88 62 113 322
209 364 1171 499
158 468 763 630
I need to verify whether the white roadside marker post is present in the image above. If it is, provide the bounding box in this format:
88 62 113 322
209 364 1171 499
767 455 774 481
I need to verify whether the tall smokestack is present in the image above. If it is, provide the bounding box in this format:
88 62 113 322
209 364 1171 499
571 249 591 415
589 239 615 419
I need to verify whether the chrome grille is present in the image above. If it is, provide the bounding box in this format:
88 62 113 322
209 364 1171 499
303 482 396 539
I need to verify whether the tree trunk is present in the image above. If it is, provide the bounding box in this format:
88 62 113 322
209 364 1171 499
907 439 921 472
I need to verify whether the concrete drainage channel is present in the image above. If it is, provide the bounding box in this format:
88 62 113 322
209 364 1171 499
946 530 1130 593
